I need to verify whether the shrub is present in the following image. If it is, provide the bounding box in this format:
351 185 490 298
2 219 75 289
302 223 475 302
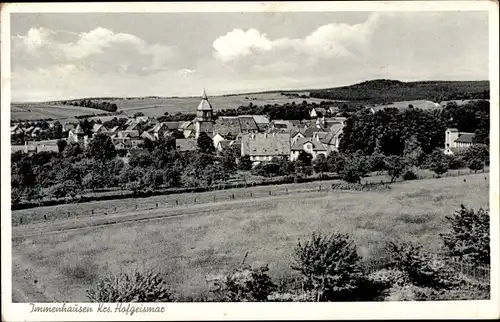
387 241 459 290
384 155 405 182
208 264 277 302
340 157 369 184
238 155 253 171
291 231 363 301
441 205 490 265
402 168 418 181
385 284 438 301
267 291 316 302
86 270 174 302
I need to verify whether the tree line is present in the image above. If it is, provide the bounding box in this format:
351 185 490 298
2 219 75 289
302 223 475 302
309 79 490 104
63 99 118 112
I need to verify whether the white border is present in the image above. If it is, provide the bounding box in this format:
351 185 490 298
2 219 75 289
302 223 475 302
1 1 499 321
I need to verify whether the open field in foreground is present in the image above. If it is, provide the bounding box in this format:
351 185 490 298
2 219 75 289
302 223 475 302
12 173 489 302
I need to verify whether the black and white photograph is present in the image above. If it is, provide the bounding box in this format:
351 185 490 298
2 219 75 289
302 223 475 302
1 1 499 321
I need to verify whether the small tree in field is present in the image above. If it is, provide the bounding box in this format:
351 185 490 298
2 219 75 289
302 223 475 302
291 232 362 301
441 205 490 265
384 155 405 183
427 149 449 177
340 156 369 184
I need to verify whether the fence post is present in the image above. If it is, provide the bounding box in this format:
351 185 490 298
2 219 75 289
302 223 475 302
250 192 253 198
68 212 70 217
232 193 235 199
44 214 47 220
194 197 197 203
20 217 22 224
176 199 179 206
91 209 94 215
286 188 288 194
156 203 158 208
269 191 272 196
319 185 322 191
213 196 216 202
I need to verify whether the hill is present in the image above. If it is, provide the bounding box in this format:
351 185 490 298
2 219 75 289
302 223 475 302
309 79 490 104
10 103 112 121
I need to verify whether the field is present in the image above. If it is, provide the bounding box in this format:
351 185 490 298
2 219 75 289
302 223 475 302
11 173 489 302
10 103 105 121
109 92 330 117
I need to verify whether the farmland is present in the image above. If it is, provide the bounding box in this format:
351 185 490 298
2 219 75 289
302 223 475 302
12 173 489 302
106 92 330 117
10 103 106 121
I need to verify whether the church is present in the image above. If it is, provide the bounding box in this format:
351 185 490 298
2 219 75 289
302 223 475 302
179 89 215 139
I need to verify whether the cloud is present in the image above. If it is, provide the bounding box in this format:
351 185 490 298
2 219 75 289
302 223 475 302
15 27 54 52
212 13 381 64
12 27 175 74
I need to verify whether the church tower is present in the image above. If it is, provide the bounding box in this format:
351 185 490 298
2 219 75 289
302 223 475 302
194 89 214 139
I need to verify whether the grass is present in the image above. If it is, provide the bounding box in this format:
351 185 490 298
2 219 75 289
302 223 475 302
11 103 106 121
11 173 489 302
110 92 328 117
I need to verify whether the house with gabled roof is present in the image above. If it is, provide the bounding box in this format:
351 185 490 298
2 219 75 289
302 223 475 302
290 137 327 161
444 128 476 155
241 132 291 163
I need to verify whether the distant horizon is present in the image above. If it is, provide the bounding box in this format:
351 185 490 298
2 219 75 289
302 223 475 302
10 78 491 104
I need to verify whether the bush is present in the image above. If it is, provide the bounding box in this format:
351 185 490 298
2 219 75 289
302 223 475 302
384 155 405 183
86 270 174 302
208 264 277 302
387 241 459 290
384 284 438 301
291 231 363 301
402 168 418 181
340 157 369 183
441 205 490 265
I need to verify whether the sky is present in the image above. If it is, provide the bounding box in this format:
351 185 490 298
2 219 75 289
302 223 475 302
10 11 489 102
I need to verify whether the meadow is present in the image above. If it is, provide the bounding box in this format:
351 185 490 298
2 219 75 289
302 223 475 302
10 103 105 121
12 173 489 302
85 92 329 117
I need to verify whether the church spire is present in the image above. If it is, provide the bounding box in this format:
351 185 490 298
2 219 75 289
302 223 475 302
202 88 208 100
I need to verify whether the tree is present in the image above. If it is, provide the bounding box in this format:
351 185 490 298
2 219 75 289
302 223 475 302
221 148 237 174
441 205 490 265
340 156 369 184
384 155 405 183
403 135 425 167
197 132 215 155
238 155 253 171
56 139 67 153
312 154 329 175
297 151 312 167
427 149 449 177
291 232 362 301
326 151 346 173
133 112 145 118
463 144 489 172
87 133 117 162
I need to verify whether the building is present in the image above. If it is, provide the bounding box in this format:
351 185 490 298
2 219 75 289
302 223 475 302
180 90 215 139
444 128 475 155
67 124 88 147
310 107 327 119
290 137 327 161
241 132 291 163
194 89 215 139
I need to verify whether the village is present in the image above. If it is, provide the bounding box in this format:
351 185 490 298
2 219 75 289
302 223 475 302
10 90 475 162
